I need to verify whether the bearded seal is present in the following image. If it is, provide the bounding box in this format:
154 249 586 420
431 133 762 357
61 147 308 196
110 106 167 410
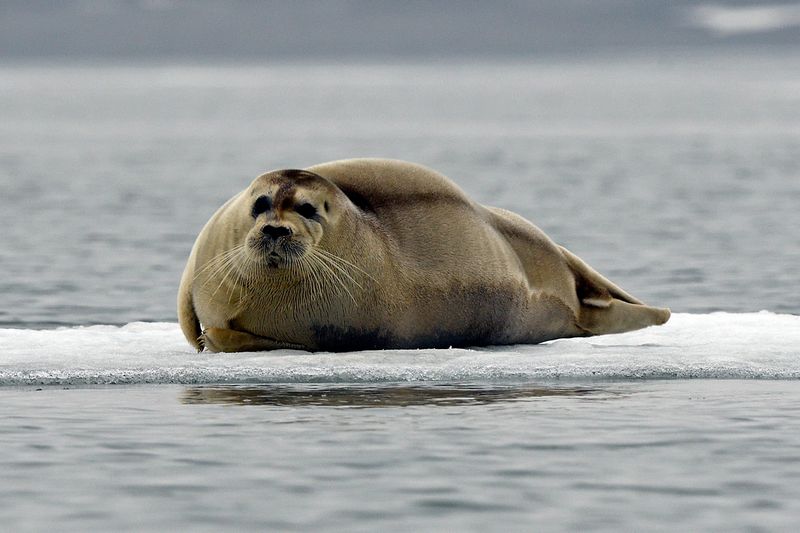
178 158 670 352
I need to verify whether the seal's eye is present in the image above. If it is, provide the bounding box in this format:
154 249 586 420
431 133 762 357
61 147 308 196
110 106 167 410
296 203 318 219
252 195 272 218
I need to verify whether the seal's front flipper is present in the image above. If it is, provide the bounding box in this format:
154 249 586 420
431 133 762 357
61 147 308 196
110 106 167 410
559 246 671 335
201 327 305 353
178 260 202 351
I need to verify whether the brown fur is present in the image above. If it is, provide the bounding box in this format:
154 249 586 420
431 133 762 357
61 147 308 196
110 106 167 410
178 159 670 352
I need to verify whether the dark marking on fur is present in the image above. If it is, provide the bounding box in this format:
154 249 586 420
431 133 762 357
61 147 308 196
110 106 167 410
251 195 272 218
336 185 468 216
336 183 375 213
296 202 318 220
273 180 296 211
573 271 610 306
280 169 323 182
312 324 500 351
312 325 395 351
389 191 462 207
436 283 518 345
311 283 520 352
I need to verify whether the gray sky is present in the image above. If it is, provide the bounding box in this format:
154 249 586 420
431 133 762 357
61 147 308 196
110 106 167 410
1 1 799 60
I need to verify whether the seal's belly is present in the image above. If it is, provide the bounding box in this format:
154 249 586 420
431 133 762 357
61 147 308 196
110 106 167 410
308 280 536 351
217 280 520 351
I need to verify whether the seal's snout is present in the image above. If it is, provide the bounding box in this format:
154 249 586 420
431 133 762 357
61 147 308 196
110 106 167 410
262 224 292 241
253 223 302 266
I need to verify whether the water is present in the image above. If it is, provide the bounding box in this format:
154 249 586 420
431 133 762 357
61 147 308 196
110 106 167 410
1 54 799 531
2 381 799 531
2 56 799 327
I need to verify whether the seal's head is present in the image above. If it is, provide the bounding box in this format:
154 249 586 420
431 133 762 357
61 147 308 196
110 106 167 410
243 169 342 268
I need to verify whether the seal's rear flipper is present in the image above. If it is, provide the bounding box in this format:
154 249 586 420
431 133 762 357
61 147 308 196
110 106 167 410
559 246 671 335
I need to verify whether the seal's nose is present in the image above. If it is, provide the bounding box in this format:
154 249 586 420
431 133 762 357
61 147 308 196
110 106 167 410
262 225 292 240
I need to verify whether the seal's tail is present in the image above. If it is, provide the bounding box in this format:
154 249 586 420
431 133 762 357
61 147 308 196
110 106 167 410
559 246 671 335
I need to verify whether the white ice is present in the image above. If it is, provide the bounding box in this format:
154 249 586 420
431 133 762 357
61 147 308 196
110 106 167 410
0 312 798 385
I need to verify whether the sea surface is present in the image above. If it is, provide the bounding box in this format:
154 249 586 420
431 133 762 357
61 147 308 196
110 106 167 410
1 54 799 531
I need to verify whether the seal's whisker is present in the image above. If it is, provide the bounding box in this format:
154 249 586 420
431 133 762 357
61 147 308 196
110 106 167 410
305 252 336 299
314 248 376 281
196 246 247 293
200 254 236 290
203 253 241 294
194 245 245 280
308 256 331 305
195 255 230 285
296 255 314 295
301 253 326 302
310 249 365 291
208 247 247 301
297 254 323 304
235 250 268 310
309 251 348 295
232 256 256 309
307 250 356 304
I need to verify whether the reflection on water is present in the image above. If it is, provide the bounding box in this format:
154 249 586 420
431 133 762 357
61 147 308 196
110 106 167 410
181 383 611 407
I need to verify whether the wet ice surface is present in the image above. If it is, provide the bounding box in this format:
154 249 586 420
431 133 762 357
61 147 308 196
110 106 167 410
0 313 799 385
2 381 799 531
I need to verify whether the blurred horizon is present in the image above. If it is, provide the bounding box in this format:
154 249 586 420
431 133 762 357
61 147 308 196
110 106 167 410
2 0 799 62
